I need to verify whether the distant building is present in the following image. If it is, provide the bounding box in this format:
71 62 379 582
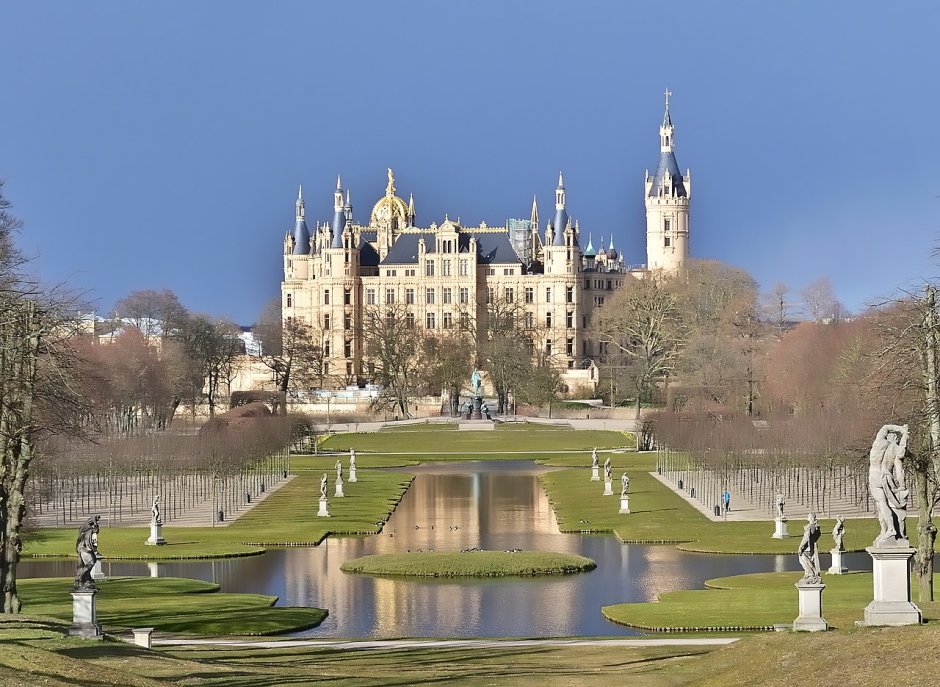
280 93 691 391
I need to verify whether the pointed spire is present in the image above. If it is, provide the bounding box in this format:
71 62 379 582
336 174 342 191
584 232 595 257
663 88 673 127
552 172 568 246
608 235 615 250
331 176 346 247
408 192 415 224
530 194 539 227
291 187 310 255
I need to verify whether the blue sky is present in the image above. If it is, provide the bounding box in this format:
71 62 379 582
2 1 939 323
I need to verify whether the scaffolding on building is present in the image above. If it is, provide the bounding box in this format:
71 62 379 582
507 218 541 265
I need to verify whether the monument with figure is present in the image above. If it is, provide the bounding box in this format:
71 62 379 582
793 513 828 631
591 448 600 481
861 424 921 625
318 473 330 517
619 472 631 514
349 449 357 482
469 369 484 420
772 493 788 539
603 456 613 496
146 496 166 546
335 459 345 497
69 516 104 639
828 515 847 575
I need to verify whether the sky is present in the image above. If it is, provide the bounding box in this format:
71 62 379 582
2 1 939 324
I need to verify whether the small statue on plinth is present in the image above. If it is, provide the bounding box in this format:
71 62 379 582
320 473 328 500
832 515 846 552
604 456 612 482
868 424 910 547
151 497 162 526
335 459 343 482
776 493 786 519
591 448 599 470
798 513 822 584
471 369 482 396
74 516 100 591
621 472 630 498
350 449 356 470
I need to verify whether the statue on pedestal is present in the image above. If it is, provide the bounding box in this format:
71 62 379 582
591 448 599 469
604 456 612 481
621 472 630 498
74 516 100 591
335 459 343 481
350 449 356 470
832 515 846 552
320 473 328 500
151 497 162 525
471 369 482 396
798 513 822 584
868 424 910 547
776 493 786 519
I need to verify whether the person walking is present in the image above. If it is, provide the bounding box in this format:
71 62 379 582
721 488 731 514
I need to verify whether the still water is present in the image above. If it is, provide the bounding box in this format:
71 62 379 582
21 461 871 637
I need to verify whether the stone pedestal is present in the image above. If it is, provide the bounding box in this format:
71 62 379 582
146 521 166 546
68 590 104 640
132 627 154 649
349 466 357 483
147 562 159 578
335 478 345 498
603 479 613 496
591 466 600 481
91 556 106 581
317 497 330 517
470 396 483 420
772 517 789 539
792 582 828 632
828 548 847 575
619 496 630 514
861 546 922 626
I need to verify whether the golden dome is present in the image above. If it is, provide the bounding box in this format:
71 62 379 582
370 168 410 227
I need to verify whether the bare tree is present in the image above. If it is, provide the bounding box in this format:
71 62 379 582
419 331 473 415
178 315 243 417
114 289 188 339
595 272 686 418
800 277 839 323
362 304 422 419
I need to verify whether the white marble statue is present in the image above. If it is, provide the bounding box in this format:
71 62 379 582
335 459 343 481
620 472 630 498
869 424 910 547
832 515 846 552
320 473 328 500
350 449 356 470
591 448 599 469
798 513 822 584
604 456 612 481
151 497 162 525
776 493 786 519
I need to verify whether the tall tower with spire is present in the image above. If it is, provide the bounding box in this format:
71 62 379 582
644 89 691 270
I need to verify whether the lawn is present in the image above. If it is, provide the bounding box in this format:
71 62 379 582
23 469 413 559
603 570 940 632
322 423 633 454
341 550 596 577
541 465 882 554
16 577 326 635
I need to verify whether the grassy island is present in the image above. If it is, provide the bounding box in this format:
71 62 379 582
341 550 597 577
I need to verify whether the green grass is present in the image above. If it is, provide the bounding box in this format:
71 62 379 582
341 550 597 577
16 577 327 635
541 465 882 554
322 424 633 454
24 470 413 559
603 570 940 632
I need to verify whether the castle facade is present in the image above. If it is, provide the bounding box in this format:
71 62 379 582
280 94 690 390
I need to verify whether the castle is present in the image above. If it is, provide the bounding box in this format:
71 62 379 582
280 93 690 391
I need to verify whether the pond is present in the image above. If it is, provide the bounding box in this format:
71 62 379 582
20 460 872 637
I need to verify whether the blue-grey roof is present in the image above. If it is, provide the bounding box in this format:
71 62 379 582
382 231 522 265
359 236 379 267
583 235 595 257
552 207 568 245
648 151 687 198
291 219 310 255
330 208 345 248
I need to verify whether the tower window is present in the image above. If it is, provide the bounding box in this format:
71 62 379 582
286 293 292 308
664 219 671 232
665 237 671 247
344 288 351 305
324 289 330 305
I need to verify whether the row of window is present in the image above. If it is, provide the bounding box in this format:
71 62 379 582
294 284 580 308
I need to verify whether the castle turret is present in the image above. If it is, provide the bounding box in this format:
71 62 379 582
291 185 311 255
551 172 569 246
645 89 691 270
331 175 345 249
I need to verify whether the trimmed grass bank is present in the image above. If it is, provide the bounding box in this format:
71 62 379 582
18 577 327 635
24 470 413 560
341 550 596 577
603 570 940 632
540 459 881 554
